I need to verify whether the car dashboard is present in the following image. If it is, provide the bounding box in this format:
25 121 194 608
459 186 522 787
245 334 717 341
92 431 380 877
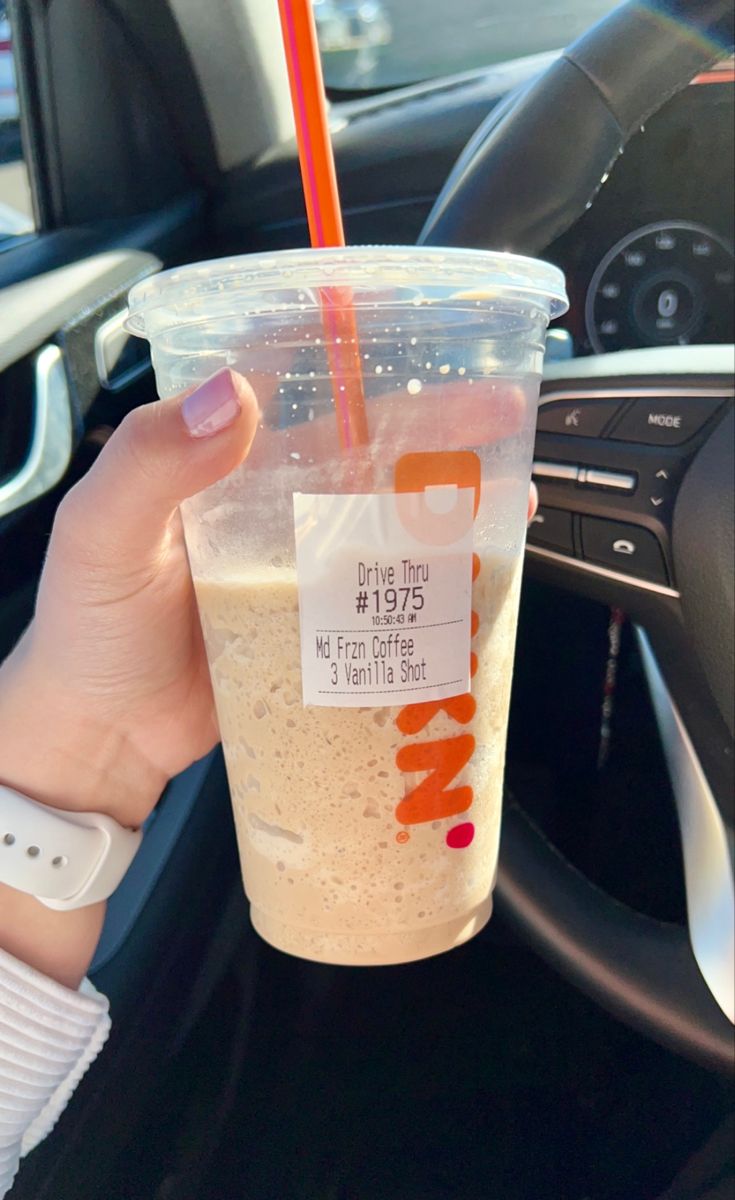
547 69 734 356
220 52 734 366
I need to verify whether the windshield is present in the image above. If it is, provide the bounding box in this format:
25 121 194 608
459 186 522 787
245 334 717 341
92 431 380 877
315 0 621 91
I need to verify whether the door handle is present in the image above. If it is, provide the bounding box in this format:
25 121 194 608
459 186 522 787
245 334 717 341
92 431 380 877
0 345 73 519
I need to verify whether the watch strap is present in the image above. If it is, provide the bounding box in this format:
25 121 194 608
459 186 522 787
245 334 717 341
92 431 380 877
0 785 142 909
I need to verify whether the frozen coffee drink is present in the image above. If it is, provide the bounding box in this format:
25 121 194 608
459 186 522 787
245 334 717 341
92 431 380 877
127 247 567 965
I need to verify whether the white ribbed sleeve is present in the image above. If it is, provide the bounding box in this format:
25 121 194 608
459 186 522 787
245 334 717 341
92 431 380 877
0 949 110 1199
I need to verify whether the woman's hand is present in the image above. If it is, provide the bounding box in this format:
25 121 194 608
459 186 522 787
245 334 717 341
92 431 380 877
0 369 260 831
0 370 260 986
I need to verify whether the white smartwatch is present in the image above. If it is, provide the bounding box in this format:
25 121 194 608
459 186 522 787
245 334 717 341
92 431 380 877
0 785 142 910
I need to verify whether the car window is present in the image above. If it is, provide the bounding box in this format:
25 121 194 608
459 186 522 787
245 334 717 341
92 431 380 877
314 0 621 91
0 1 33 240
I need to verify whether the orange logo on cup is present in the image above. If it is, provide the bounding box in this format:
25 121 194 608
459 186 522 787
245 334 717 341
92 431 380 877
394 452 481 849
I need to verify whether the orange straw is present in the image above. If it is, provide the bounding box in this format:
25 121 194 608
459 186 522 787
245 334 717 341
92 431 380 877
277 0 369 449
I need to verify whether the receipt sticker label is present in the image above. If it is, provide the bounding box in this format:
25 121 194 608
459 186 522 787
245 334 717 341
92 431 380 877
293 488 474 707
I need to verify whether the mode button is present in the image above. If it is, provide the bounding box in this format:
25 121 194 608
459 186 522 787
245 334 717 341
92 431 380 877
609 396 724 446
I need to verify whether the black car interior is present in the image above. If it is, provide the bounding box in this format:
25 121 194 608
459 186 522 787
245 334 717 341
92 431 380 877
1 1 733 1197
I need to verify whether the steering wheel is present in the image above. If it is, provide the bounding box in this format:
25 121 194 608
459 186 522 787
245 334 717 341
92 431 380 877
420 0 735 1072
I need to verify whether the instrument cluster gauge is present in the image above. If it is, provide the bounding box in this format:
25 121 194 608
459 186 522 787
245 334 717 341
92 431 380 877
585 221 734 353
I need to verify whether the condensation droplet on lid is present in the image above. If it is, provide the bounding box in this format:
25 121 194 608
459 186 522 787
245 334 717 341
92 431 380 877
406 378 422 395
424 362 432 370
410 336 417 345
290 452 301 460
458 366 466 375
438 364 450 374
375 365 383 375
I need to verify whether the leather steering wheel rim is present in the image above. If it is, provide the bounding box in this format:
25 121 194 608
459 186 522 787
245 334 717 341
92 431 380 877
420 0 735 1072
420 0 734 256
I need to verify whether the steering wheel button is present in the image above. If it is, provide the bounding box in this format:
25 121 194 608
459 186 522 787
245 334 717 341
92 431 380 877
608 396 725 446
579 468 636 492
537 398 623 437
527 506 573 554
532 461 579 482
581 517 668 585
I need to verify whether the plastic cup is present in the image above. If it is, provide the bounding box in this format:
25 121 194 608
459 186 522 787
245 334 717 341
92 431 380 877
127 246 568 966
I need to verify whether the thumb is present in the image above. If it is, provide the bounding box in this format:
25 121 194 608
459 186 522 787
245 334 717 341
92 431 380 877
58 369 259 562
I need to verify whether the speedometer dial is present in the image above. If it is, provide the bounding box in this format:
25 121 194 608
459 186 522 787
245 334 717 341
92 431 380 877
585 221 734 354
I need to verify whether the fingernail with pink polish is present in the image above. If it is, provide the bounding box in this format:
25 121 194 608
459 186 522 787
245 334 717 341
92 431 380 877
182 369 242 438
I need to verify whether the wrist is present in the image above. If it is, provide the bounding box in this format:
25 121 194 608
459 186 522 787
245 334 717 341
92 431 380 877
0 883 105 989
0 630 166 827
